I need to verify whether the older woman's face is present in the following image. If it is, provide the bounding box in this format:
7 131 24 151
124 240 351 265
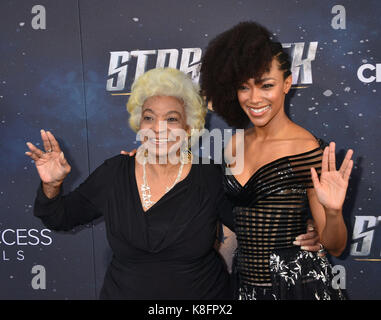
139 95 189 158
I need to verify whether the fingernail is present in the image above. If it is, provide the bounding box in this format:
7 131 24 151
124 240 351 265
293 241 301 246
295 236 301 241
301 246 308 250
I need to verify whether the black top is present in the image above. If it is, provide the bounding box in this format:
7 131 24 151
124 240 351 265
34 155 234 299
223 140 326 285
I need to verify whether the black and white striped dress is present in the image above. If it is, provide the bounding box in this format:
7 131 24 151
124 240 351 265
223 139 345 300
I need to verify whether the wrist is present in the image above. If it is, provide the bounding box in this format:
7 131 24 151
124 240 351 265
43 180 64 188
42 181 63 199
324 207 342 217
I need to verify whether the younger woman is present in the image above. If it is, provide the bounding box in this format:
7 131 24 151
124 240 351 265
200 21 353 300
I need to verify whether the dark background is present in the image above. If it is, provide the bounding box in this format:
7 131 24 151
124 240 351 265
0 0 380 299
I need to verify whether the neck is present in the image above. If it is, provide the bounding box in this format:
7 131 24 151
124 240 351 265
141 151 186 177
148 160 181 177
252 109 293 141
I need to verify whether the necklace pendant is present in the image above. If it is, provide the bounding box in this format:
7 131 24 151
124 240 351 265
141 183 155 209
141 184 151 192
143 200 154 209
142 193 151 201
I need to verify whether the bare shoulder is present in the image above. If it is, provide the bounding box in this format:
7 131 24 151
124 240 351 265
286 125 320 154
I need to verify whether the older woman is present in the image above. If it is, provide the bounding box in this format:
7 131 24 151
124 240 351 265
25 68 234 299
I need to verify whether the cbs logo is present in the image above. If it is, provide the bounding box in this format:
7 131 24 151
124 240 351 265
357 63 381 83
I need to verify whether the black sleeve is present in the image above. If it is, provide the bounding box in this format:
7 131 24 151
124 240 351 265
216 190 235 232
33 156 119 231
214 165 235 232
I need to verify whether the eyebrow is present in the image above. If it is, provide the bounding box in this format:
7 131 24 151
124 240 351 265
255 77 276 83
142 108 155 114
142 108 182 117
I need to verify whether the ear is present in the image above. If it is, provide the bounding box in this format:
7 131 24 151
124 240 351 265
207 99 214 111
284 74 292 94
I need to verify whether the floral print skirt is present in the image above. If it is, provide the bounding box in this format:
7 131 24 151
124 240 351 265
234 247 345 300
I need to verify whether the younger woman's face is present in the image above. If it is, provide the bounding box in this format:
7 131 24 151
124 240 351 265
237 58 292 128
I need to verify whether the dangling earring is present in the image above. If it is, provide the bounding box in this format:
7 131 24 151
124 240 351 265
180 148 192 163
180 134 192 164
186 133 192 161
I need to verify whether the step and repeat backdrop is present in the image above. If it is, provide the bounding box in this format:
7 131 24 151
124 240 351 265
0 0 380 299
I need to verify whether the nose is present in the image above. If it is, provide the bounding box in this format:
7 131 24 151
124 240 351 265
153 118 168 136
249 87 262 105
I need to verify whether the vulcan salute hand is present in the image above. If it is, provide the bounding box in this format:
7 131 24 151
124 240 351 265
25 129 71 187
311 142 354 212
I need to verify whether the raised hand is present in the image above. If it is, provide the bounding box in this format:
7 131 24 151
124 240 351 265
25 129 71 186
311 142 354 212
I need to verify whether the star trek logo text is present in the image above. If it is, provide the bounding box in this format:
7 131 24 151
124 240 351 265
106 42 318 92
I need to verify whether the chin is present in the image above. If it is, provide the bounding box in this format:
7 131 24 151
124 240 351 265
246 116 271 128
147 143 182 161
147 147 169 157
